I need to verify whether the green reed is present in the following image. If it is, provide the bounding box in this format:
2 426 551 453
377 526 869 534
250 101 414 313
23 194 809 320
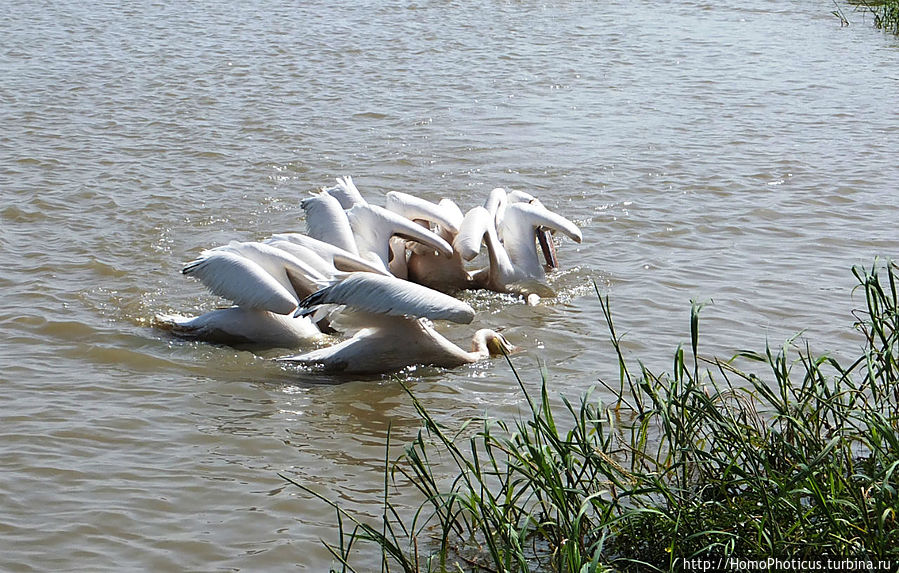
868 0 899 34
847 0 899 33
282 260 899 572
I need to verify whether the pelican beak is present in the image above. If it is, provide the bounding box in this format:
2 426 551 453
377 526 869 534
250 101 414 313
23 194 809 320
537 226 558 269
487 333 517 356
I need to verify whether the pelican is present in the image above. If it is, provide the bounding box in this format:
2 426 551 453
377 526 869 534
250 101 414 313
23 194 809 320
457 189 582 297
323 175 366 209
496 200 582 281
264 233 391 276
385 191 464 236
277 272 515 374
385 191 472 292
299 192 359 255
346 203 454 273
156 307 322 347
155 240 330 347
304 179 455 276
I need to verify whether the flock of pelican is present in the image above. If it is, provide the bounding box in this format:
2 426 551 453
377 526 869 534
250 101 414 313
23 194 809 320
156 176 583 374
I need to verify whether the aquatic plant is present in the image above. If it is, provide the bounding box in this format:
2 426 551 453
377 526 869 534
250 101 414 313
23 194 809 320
847 0 899 34
871 0 899 33
282 260 899 572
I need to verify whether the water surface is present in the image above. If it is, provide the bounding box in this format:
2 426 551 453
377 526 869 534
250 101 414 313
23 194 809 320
2 0 898 569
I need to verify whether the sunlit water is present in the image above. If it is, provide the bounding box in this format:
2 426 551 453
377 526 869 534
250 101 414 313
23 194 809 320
2 0 898 569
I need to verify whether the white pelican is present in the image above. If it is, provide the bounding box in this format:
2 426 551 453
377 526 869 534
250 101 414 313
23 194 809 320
155 241 330 347
346 203 454 273
384 191 472 292
304 179 454 277
264 233 391 276
156 307 322 347
457 189 582 297
277 272 515 374
323 175 366 209
300 192 359 255
385 191 464 237
496 201 582 280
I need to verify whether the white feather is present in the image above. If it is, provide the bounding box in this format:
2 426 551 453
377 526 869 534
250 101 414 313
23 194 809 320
182 250 299 315
300 193 359 254
347 203 453 268
301 272 474 324
262 238 338 277
385 191 463 236
219 241 328 300
269 233 391 275
325 175 367 209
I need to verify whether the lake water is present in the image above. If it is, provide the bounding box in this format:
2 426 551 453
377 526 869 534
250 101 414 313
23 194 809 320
2 0 898 569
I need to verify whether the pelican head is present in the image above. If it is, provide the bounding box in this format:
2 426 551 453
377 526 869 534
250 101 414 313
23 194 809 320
475 329 517 357
347 203 453 270
499 201 582 280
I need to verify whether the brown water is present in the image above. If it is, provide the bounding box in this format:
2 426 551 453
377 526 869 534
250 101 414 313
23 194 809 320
2 0 898 569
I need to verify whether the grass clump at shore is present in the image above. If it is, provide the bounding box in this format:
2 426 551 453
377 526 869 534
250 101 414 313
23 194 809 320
870 0 899 33
283 260 899 572
846 0 899 34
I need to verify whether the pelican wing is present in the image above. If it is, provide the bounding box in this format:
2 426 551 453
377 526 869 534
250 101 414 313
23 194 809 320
324 175 366 209
300 272 475 324
507 189 538 204
182 250 298 315
332 252 393 275
454 206 492 261
385 191 463 236
270 232 355 258
269 233 391 276
263 239 337 277
220 241 329 299
301 193 359 254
